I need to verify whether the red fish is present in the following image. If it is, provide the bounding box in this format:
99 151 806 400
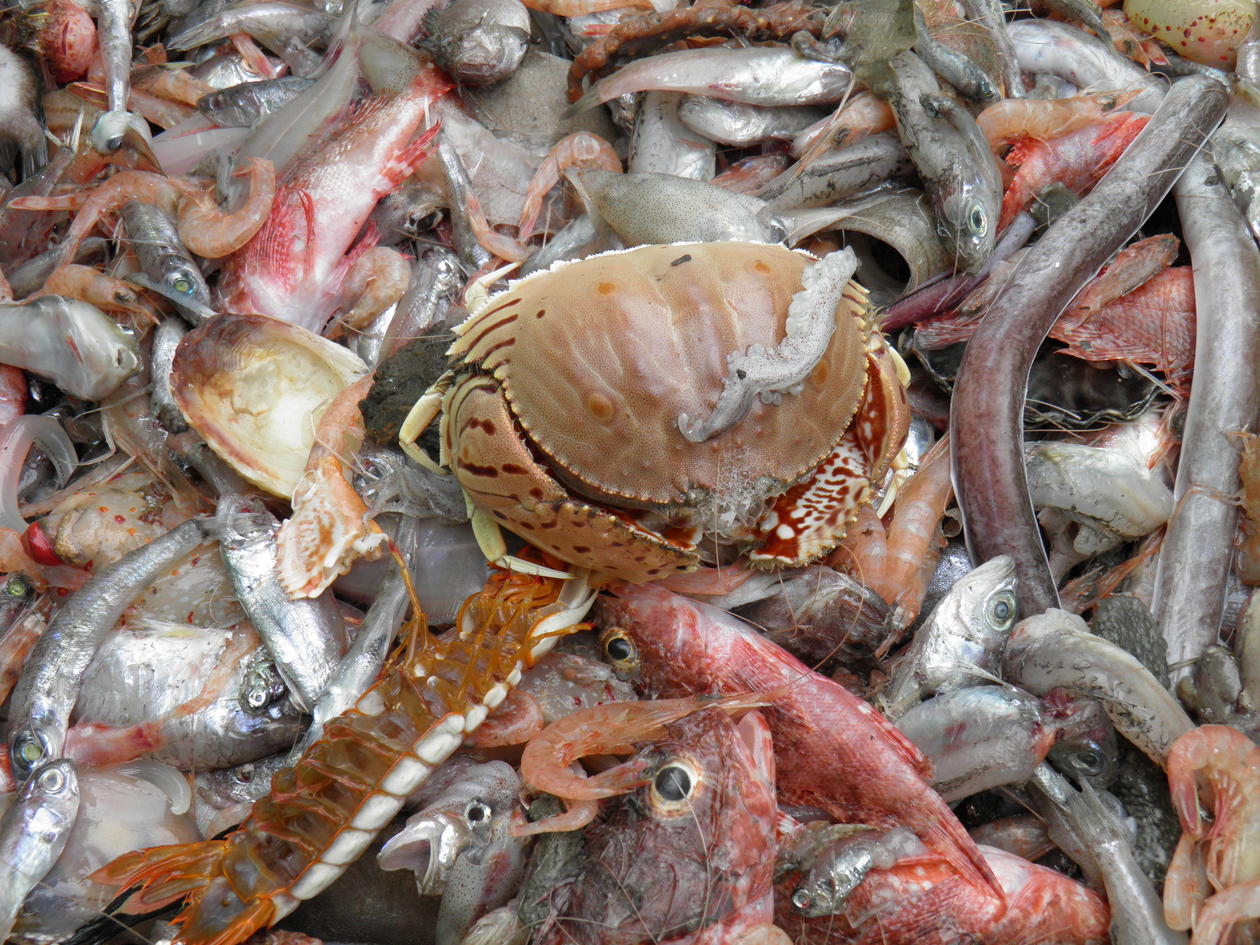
217 53 450 334
595 583 1004 905
1051 265 1195 393
530 706 780 945
999 111 1150 229
778 845 1109 944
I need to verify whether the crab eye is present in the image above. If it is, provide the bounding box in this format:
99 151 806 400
600 627 640 677
967 205 987 236
986 592 1016 630
649 758 701 813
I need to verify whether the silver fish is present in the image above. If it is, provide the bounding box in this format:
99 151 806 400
0 760 80 941
676 97 823 147
882 49 1003 273
630 92 716 181
896 686 1053 802
120 202 213 325
1003 608 1194 765
880 554 1018 718
0 297 140 402
197 76 317 127
7 518 214 781
217 495 347 712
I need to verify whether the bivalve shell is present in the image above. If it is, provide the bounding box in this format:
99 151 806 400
172 315 368 498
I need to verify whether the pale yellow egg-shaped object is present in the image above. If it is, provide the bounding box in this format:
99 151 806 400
1125 0 1255 68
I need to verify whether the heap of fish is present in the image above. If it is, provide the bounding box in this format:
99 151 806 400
0 0 1259 941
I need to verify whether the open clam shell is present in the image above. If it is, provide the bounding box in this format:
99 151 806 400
172 315 368 498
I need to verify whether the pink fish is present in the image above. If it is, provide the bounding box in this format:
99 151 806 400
778 845 1108 944
596 583 1004 906
217 53 450 333
530 706 780 945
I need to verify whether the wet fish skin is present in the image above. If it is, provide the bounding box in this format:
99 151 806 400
880 554 1019 719
0 760 80 940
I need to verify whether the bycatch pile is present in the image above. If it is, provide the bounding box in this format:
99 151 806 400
1 0 1260 941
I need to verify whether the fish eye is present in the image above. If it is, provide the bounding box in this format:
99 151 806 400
172 276 194 295
233 763 255 785
600 627 640 677
465 799 491 824
986 592 1016 630
37 765 66 793
967 205 987 235
3 575 31 599
649 758 701 813
1074 750 1102 775
13 732 47 773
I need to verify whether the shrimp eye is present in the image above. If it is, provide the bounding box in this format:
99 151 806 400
3 575 31 599
466 800 491 824
37 765 66 793
986 592 1016 630
600 627 639 677
967 205 987 236
649 758 701 813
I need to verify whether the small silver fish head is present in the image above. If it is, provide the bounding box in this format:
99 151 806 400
940 191 993 273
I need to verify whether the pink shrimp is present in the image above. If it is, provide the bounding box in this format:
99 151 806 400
1164 726 1260 942
9 170 180 269
711 154 789 195
790 90 897 161
978 90 1142 155
328 246 412 337
831 434 954 631
517 132 621 241
999 111 1150 229
514 692 767 837
0 609 47 707
37 264 161 329
171 157 276 259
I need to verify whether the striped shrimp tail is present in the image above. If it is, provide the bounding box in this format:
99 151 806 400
92 840 229 913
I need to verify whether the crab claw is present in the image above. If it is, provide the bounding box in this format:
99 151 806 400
90 110 162 172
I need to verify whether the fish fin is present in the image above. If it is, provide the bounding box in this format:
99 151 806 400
1003 135 1042 169
923 816 1007 910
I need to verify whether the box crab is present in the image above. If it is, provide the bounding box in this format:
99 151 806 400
400 241 910 583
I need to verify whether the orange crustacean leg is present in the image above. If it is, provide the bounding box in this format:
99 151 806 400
513 692 769 837
94 565 597 945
